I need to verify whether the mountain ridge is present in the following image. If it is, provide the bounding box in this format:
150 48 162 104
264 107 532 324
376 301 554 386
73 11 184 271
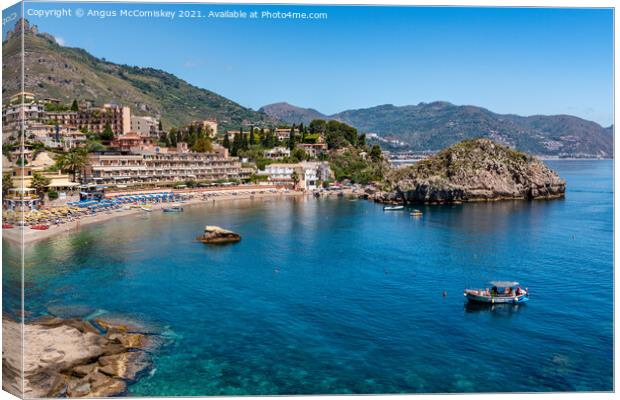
260 101 613 156
2 21 612 157
258 102 327 125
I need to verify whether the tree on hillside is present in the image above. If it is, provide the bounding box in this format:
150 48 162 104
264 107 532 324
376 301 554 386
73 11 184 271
169 128 178 147
196 126 206 141
187 132 197 147
262 129 276 148
321 120 358 149
31 172 51 199
329 148 384 184
288 128 297 151
186 125 197 147
370 145 382 162
3 172 14 196
100 123 114 141
231 131 243 156
241 134 249 151
309 119 327 134
158 120 163 132
223 133 231 150
55 149 88 182
71 99 79 111
159 131 170 147
358 133 366 147
192 138 213 153
292 147 307 162
249 126 256 145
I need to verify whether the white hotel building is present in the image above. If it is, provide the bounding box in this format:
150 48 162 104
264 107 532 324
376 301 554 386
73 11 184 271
261 161 332 190
82 142 242 186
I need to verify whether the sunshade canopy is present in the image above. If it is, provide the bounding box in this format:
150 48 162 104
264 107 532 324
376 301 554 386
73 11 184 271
489 281 519 287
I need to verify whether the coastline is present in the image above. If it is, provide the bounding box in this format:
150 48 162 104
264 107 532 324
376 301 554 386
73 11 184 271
1 186 352 397
2 189 307 245
2 315 156 397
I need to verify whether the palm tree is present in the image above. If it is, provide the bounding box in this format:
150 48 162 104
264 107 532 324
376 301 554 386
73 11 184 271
31 172 51 199
291 170 300 190
56 149 88 183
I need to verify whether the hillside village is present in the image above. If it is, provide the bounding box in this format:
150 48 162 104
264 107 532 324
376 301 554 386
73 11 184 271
1 18 598 217
2 90 385 210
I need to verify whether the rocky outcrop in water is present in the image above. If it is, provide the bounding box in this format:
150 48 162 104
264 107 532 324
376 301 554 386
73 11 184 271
378 138 566 204
2 316 155 398
197 226 241 244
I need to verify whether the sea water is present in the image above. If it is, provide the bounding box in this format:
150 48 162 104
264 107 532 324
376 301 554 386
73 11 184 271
2 160 613 394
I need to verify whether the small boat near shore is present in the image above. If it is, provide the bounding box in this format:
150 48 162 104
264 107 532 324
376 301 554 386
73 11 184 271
464 281 529 304
383 205 404 211
163 206 184 212
140 206 153 212
410 209 423 217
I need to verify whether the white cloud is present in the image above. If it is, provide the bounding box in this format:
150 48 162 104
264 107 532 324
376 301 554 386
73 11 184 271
54 36 66 46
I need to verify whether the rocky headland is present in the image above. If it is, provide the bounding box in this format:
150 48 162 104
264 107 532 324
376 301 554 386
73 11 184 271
2 316 156 398
374 138 566 204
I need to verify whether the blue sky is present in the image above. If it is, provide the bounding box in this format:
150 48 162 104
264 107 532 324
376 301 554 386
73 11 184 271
4 3 614 126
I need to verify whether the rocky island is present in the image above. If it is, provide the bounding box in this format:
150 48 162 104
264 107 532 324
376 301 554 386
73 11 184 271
197 226 242 244
2 316 155 398
375 138 566 204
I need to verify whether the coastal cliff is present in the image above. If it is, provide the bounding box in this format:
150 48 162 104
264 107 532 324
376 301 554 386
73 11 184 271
376 138 566 204
2 316 155 398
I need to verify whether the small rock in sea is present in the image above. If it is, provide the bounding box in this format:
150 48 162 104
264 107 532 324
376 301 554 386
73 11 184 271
197 225 241 244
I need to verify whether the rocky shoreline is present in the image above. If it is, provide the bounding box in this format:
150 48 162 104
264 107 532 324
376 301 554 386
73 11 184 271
371 138 566 205
2 316 157 398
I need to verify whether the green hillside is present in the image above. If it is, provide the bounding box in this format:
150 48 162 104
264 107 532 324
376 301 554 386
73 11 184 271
2 24 276 131
260 100 614 157
332 103 613 157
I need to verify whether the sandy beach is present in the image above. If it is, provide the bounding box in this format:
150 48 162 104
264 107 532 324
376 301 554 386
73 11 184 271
2 188 317 245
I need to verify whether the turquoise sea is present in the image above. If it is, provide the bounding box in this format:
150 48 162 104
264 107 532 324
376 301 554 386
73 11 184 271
3 160 613 394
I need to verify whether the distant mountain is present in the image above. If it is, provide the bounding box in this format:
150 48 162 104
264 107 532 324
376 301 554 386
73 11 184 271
3 21 611 157
260 101 613 157
259 102 327 125
2 20 276 131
